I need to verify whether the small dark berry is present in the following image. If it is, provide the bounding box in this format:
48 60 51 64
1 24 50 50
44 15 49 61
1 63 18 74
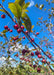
21 26 24 30
10 29 13 32
37 68 41 73
23 36 25 39
14 24 19 29
17 28 22 33
25 31 28 34
1 14 5 18
31 52 34 56
4 25 8 29
38 54 42 58
36 32 39 35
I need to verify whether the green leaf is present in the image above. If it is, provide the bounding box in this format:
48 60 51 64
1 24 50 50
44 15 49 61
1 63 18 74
0 34 3 37
8 2 22 19
51 64 54 67
1 33 6 37
49 14 52 18
52 0 54 3
46 0 48 2
0 42 3 44
23 2 30 9
2 30 8 33
19 64 25 69
0 6 1 8
15 0 25 6
2 0 5 2
16 70 22 75
2 46 5 49
22 9 28 13
39 4 44 10
46 23 49 27
7 51 10 54
51 7 54 10
3 42 8 46
44 8 46 11
0 9 6 13
35 4 39 8
21 13 32 32
16 38 22 42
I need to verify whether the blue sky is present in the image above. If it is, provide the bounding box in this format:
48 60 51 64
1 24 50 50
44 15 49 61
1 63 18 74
0 0 54 67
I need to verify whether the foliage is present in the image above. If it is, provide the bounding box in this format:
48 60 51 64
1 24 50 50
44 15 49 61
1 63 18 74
0 64 53 75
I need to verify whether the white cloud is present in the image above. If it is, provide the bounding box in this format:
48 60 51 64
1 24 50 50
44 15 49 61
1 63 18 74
0 57 6 61
28 0 34 7
9 43 35 53
9 57 13 61
0 57 7 67
0 57 18 67
9 43 24 52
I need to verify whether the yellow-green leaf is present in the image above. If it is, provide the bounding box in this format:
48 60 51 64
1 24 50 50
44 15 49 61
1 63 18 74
31 30 33 32
8 2 22 19
23 2 30 9
21 13 32 32
22 23 25 25
22 9 28 13
3 42 8 46
15 0 25 6
44 8 46 11
39 4 44 10
2 30 8 33
51 64 54 67
35 4 39 8
16 38 22 42
46 0 48 2
31 25 34 29
2 0 5 2
0 9 6 13
52 0 54 3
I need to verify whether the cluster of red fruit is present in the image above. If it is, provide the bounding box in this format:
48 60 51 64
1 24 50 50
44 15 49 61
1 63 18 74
31 51 42 58
30 64 37 69
2 13 35 42
22 49 30 55
29 64 41 72
1 14 12 32
14 24 35 42
31 51 47 63
20 57 30 62
14 24 24 33
4 25 13 32
14 24 32 39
